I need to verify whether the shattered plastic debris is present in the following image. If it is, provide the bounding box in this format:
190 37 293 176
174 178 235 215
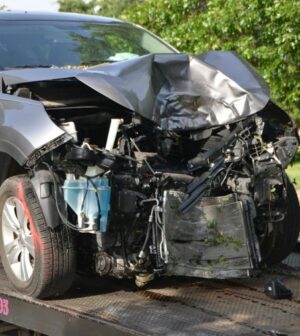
267 331 288 336
264 278 293 300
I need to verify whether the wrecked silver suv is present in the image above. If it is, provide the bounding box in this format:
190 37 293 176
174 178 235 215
0 12 299 298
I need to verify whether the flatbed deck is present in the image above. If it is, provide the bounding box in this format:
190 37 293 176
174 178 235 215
0 253 299 336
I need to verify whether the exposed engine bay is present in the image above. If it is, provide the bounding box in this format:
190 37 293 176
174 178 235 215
0 52 299 286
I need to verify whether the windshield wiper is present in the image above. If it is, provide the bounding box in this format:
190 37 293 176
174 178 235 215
2 65 54 70
0 61 117 71
80 60 117 66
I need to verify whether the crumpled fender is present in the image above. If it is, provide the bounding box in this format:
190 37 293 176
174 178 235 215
0 93 70 166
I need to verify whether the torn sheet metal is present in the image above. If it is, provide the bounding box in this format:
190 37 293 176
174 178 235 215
163 191 260 278
2 51 270 132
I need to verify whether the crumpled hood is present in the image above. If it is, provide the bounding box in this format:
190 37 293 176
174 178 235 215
2 51 270 131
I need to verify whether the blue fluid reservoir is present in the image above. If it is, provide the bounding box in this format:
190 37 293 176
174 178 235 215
63 177 111 232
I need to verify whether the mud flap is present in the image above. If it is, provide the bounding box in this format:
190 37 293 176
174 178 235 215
163 191 261 278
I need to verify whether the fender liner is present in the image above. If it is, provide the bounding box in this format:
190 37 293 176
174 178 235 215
30 170 60 229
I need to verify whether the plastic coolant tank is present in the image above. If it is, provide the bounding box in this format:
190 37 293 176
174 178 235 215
63 177 111 232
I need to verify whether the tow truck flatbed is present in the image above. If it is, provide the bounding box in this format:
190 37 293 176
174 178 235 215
0 254 299 336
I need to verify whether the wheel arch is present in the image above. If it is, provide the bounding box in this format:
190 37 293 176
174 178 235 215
0 152 27 186
0 154 60 230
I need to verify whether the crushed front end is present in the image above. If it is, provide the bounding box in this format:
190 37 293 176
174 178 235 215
2 52 299 287
27 108 299 285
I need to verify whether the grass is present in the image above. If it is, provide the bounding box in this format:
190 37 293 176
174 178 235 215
287 161 300 189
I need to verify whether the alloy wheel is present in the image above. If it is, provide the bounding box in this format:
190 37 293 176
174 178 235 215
1 197 35 281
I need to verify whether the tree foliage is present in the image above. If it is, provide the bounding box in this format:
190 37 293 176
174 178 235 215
58 0 300 123
58 0 98 14
58 0 141 17
97 0 142 18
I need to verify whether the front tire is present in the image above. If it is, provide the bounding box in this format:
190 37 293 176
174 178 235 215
0 175 76 298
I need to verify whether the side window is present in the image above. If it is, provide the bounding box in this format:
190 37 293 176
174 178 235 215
140 32 174 53
103 31 145 56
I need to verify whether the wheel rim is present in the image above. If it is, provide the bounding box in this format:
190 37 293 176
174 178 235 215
1 196 35 281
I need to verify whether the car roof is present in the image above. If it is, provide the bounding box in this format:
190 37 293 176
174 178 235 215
0 11 123 24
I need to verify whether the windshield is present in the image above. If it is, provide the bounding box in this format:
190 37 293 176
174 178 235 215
0 21 175 69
